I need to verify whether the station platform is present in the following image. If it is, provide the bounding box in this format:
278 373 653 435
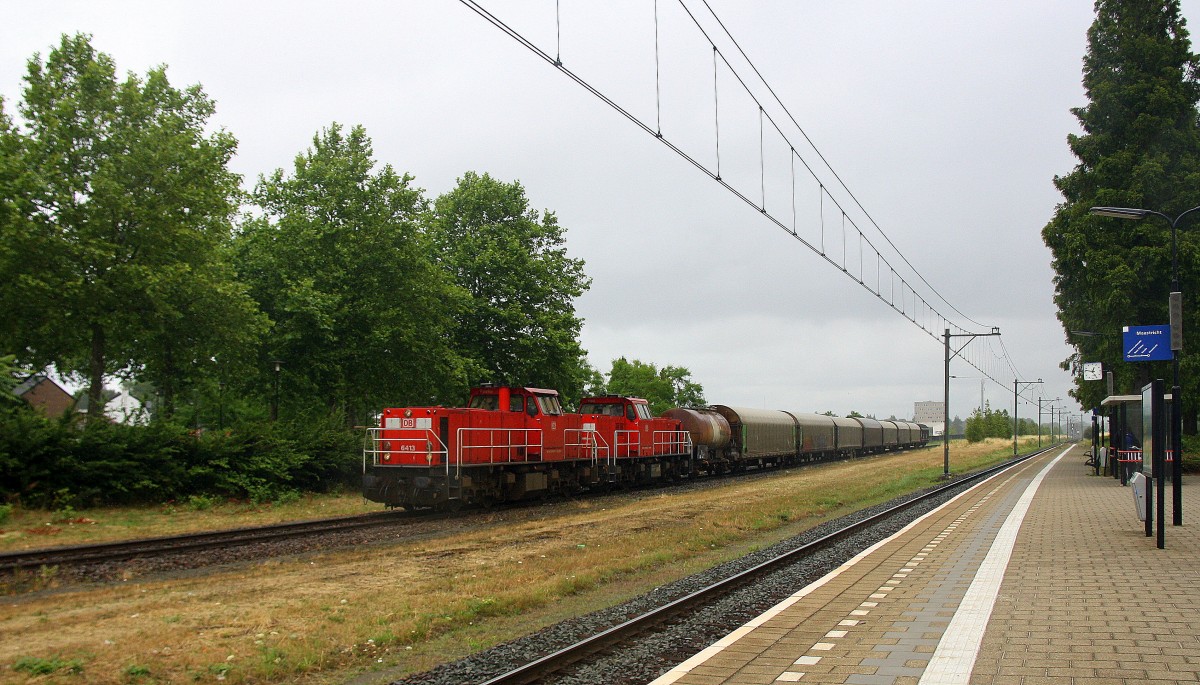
650 444 1200 685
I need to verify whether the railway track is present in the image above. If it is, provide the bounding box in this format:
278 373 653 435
473 446 1058 685
0 509 412 572
0 448 938 576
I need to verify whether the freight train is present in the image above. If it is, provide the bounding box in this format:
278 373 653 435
362 385 930 510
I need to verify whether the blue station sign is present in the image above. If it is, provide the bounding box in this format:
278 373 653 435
1123 325 1174 362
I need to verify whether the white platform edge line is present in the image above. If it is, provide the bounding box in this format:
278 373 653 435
645 462 1021 685
917 446 1071 685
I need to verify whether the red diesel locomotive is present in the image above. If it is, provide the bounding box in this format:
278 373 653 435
362 385 930 509
362 385 692 509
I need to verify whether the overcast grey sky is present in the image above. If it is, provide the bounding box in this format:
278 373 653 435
6 1 1187 424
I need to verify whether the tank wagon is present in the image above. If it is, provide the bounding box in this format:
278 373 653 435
363 386 931 509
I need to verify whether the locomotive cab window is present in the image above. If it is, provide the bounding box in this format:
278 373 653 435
635 404 652 420
536 395 563 416
626 405 637 421
469 395 499 410
509 396 524 413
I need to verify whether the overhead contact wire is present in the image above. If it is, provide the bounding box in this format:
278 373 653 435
696 0 992 332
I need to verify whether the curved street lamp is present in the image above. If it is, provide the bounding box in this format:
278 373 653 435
1090 205 1200 525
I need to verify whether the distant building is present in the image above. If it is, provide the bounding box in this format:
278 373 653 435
914 401 944 425
13 374 75 418
104 388 147 425
914 401 945 436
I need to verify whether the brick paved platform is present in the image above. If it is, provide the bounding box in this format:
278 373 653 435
649 444 1200 685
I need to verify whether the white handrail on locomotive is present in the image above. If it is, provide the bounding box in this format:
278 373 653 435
564 428 612 467
362 426 449 469
453 427 544 480
456 427 615 469
613 429 694 457
654 430 693 455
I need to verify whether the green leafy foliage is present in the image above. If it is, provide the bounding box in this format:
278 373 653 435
0 34 264 419
237 123 466 425
601 357 705 414
0 39 608 504
0 405 358 507
963 404 1038 443
429 172 592 401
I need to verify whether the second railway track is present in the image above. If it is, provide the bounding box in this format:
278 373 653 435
0 509 414 572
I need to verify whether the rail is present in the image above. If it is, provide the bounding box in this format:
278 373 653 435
654 430 693 456
475 443 1062 685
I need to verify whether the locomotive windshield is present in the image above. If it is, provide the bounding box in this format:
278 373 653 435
578 402 623 416
468 394 499 410
536 395 564 416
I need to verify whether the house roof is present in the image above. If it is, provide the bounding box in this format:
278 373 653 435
13 373 51 397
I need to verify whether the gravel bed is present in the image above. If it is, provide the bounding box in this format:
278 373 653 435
391 473 981 685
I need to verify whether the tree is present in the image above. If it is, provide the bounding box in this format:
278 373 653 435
236 124 464 424
604 357 705 415
429 171 592 397
950 415 964 435
1042 1 1200 429
0 34 261 418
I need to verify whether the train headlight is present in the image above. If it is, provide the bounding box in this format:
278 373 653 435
404 409 413 418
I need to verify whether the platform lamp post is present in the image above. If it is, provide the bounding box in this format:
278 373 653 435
1091 205 1200 525
944 327 1001 478
1013 379 1043 456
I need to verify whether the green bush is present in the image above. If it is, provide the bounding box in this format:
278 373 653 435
13 655 84 675
1182 434 1200 473
0 405 360 507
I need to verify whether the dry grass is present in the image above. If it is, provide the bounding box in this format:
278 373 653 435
0 438 1047 684
0 490 376 552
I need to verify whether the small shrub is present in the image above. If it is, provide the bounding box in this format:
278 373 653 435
185 494 218 511
50 505 78 524
273 489 301 506
0 503 11 525
13 655 84 675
